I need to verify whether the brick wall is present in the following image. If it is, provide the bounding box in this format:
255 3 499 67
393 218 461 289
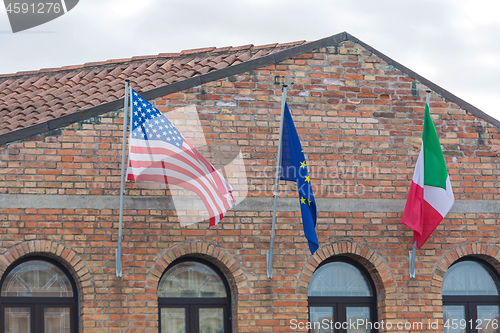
0 41 499 332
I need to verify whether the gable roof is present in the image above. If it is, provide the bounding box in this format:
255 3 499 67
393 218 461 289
1 32 498 145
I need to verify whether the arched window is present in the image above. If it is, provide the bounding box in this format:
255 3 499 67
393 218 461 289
0 257 78 333
308 258 377 333
158 258 231 333
442 258 500 333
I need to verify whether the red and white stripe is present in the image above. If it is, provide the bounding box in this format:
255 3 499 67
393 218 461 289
127 137 235 226
402 145 454 248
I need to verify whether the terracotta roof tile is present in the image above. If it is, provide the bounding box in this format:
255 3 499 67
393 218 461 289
108 66 123 78
131 55 156 61
157 53 180 58
31 75 49 89
39 67 62 73
95 69 109 81
212 62 229 71
135 62 151 75
105 58 133 65
81 70 96 82
254 43 278 50
237 51 253 62
230 44 254 51
213 46 231 53
223 54 237 64
83 61 107 67
144 62 158 74
0 40 306 135
59 64 84 71
197 66 211 75
180 47 216 55
278 40 307 47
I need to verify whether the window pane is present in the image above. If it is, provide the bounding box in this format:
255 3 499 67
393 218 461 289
5 307 30 333
310 307 333 333
477 305 500 333
199 308 223 333
308 262 372 296
346 307 370 333
1 260 73 297
44 308 70 333
443 306 466 333
442 261 500 295
161 308 185 333
158 262 226 298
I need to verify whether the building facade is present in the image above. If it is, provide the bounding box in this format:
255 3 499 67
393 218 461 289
1 32 500 333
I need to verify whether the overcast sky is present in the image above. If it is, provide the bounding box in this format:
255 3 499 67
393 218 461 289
1 0 499 122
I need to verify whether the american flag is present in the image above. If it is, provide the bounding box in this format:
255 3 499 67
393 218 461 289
126 89 235 226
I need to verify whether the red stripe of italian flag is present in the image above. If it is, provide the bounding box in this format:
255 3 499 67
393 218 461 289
401 103 454 248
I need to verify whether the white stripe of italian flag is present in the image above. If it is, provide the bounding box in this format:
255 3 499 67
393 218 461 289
401 103 454 248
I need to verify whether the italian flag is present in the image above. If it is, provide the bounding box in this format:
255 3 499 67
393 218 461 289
401 103 454 248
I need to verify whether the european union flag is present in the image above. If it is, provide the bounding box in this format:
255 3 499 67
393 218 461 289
280 103 319 254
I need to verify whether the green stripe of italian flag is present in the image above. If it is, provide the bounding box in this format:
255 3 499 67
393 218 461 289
401 103 454 248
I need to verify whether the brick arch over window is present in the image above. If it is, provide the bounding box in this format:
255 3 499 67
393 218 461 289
146 240 249 305
0 240 95 301
432 243 500 295
296 241 394 320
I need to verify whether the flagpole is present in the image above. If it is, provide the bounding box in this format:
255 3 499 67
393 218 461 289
266 84 288 279
409 90 431 279
409 241 416 278
116 79 130 278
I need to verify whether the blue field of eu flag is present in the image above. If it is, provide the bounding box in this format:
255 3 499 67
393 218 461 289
279 103 319 254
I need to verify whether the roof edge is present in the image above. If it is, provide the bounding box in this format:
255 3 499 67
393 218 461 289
0 41 309 80
1 31 499 146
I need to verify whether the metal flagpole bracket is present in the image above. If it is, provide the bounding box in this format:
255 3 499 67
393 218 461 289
116 79 130 278
266 84 288 279
425 91 431 108
274 76 293 87
409 241 417 278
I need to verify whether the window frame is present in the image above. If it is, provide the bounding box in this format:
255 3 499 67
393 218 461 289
308 257 378 333
0 256 79 333
442 257 500 333
158 257 232 333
